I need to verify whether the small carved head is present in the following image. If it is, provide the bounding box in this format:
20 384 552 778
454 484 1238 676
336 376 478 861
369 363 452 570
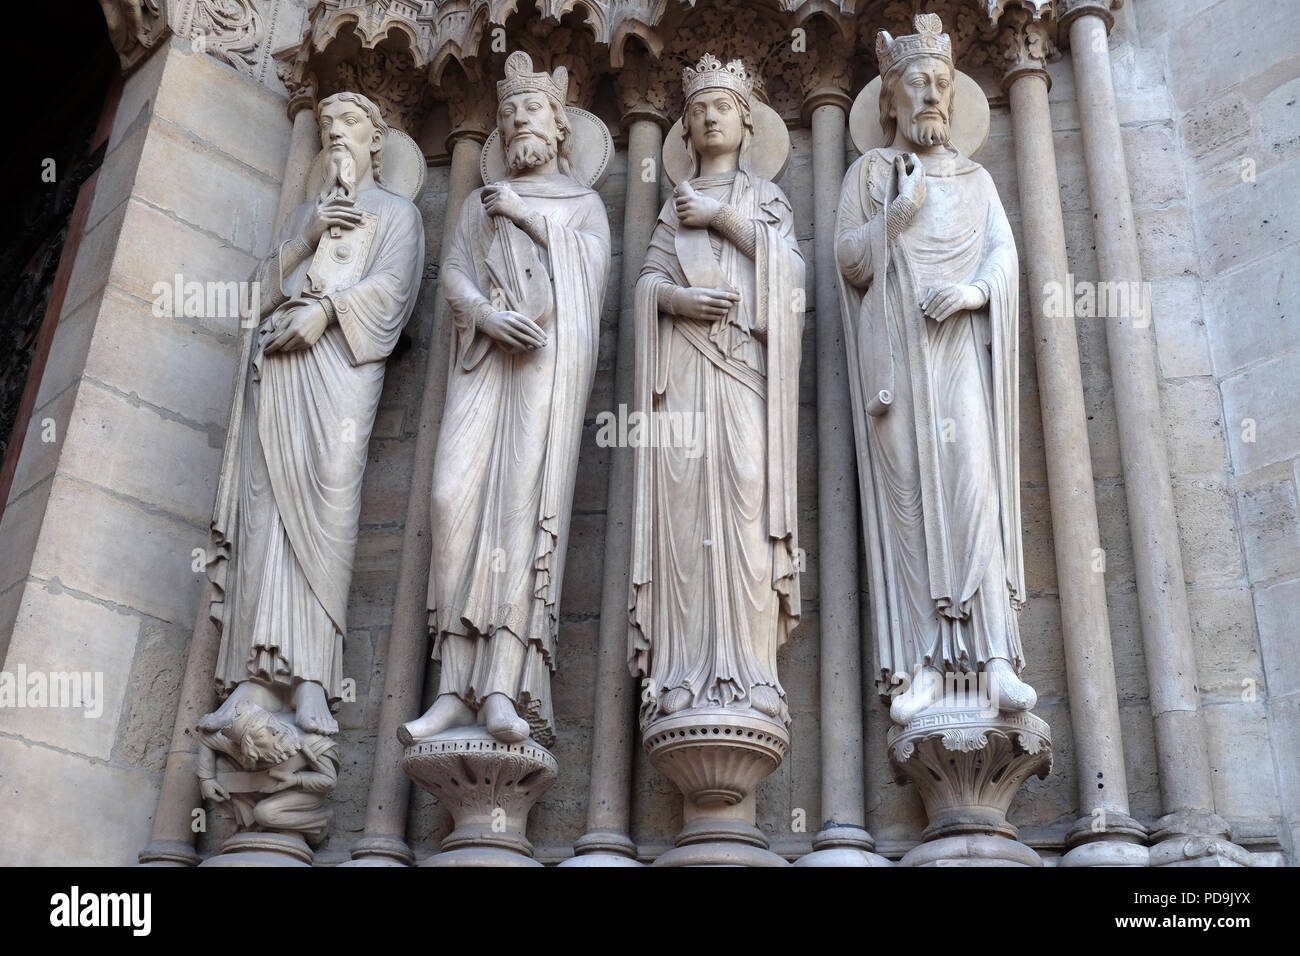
877 14 956 150
224 701 301 768
680 54 756 178
495 51 573 176
315 91 389 185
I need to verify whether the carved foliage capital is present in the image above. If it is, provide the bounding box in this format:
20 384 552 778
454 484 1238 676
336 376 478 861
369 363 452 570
995 4 1056 90
98 0 168 72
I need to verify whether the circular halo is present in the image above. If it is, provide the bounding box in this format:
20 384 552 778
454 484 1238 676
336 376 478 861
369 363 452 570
663 97 790 186
481 106 613 191
304 126 427 202
849 69 990 158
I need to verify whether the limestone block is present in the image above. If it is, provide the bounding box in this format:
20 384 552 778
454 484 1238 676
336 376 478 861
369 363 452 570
530 718 594 847
57 380 223 522
1236 472 1300 583
550 618 598 721
1181 91 1252 161
0 582 22 656
79 287 239 431
7 384 78 505
1187 587 1264 702
106 34 170 147
1259 75 1300 160
0 736 160 866
1166 0 1297 111
1020 485 1057 595
1205 243 1300 378
1159 377 1230 476
113 619 189 771
1150 276 1212 379
1265 695 1300 825
33 292 99 412
1134 0 1221 41
151 41 290 181
1253 576 1300 697
84 112 151 241
1017 596 1067 703
1123 124 1185 206
60 200 129 323
0 582 140 759
357 438 415 527
336 627 375 732
1202 701 1282 821
0 476 54 595
28 477 206 625
131 118 280 254
106 199 260 337
557 512 605 617
1222 349 1300 474
1172 475 1245 586
1105 590 1149 704
1134 204 1199 279
1095 481 1138 594
1199 158 1300 275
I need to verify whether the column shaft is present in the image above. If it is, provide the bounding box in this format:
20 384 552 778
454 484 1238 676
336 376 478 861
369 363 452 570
1006 72 1132 821
1068 13 1215 818
569 117 664 861
810 102 868 833
349 133 483 864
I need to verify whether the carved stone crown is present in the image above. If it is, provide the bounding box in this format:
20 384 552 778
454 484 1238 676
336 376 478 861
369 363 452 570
682 53 754 106
496 50 568 110
876 13 953 78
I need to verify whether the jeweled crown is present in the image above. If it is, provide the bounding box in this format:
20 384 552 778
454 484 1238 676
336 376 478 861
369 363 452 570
876 13 953 78
496 50 569 110
682 53 754 106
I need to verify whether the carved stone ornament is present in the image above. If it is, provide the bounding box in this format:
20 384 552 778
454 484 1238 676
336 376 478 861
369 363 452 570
198 90 425 865
399 51 613 865
629 51 805 867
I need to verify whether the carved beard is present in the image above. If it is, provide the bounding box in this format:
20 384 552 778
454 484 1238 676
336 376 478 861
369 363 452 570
505 130 558 173
908 112 950 147
321 143 359 202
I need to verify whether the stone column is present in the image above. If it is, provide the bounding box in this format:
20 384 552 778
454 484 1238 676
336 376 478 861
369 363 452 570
345 116 489 866
560 104 668 867
997 3 1147 867
1061 0 1248 866
138 93 319 867
793 82 889 868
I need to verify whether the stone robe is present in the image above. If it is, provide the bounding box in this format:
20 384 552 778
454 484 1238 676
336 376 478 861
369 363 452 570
211 185 424 707
629 169 804 725
428 172 610 746
835 147 1024 696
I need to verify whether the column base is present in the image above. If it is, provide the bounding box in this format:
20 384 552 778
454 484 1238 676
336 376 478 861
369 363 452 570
1061 811 1149 866
794 825 893 866
199 832 313 867
137 839 200 867
1148 810 1253 867
338 834 414 867
401 726 558 867
900 834 1042 867
557 829 642 866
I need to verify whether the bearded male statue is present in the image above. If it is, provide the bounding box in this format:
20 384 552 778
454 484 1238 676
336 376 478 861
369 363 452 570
835 14 1035 724
200 92 424 738
399 51 611 747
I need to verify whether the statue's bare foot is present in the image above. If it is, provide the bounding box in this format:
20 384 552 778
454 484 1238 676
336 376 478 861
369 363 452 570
198 681 257 731
483 693 529 743
985 658 1036 712
398 695 474 744
890 665 945 724
750 685 782 718
660 687 692 714
293 681 338 735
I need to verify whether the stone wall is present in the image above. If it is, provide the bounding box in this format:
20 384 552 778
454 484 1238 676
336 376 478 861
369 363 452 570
0 0 1295 866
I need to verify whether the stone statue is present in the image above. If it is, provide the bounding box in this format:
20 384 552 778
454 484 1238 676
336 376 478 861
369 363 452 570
198 701 339 844
400 51 611 748
629 53 804 731
835 14 1035 724
200 91 424 741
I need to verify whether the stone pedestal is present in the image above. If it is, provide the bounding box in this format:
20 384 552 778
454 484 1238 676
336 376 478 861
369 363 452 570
1148 810 1253 867
644 709 789 866
199 832 313 867
889 708 1051 867
401 726 557 867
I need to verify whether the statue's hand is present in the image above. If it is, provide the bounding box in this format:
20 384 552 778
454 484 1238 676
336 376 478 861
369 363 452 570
481 182 531 224
199 778 229 803
672 286 741 322
673 180 722 228
263 301 329 353
302 198 363 246
921 283 985 322
481 309 547 352
896 153 927 209
265 767 298 793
